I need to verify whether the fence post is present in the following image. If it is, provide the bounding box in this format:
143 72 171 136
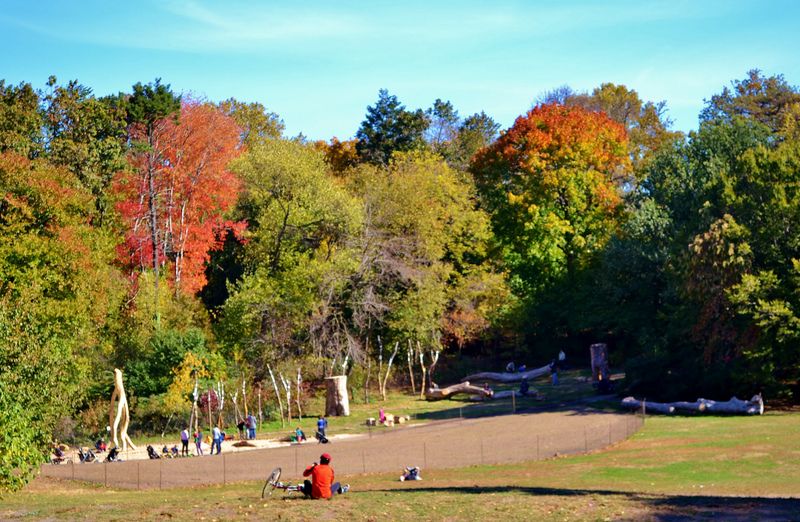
511 392 516 414
362 450 366 474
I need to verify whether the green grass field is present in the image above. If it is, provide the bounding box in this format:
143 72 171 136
5 410 800 521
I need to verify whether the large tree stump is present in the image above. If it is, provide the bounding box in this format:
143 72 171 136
425 381 493 400
590 343 610 382
325 375 350 416
462 364 551 383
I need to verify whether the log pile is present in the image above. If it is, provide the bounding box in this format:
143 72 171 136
621 395 764 415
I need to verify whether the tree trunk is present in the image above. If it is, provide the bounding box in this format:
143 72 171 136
418 342 426 399
380 341 399 401
268 365 285 427
295 368 303 419
425 381 493 400
279 372 292 423
364 344 371 404
407 340 416 395
325 375 351 416
463 364 551 383
427 349 440 390
622 395 764 415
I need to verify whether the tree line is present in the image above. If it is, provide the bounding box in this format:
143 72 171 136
1 70 799 490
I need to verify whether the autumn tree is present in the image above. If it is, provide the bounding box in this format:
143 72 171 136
542 82 679 180
314 137 359 175
118 79 181 314
116 98 243 296
472 103 629 296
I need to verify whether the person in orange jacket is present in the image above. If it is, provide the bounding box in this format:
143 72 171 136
302 453 349 499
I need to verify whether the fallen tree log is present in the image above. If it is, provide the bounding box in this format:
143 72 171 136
462 364 551 383
425 381 493 401
622 395 764 415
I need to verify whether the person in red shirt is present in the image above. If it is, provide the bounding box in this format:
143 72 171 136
302 453 349 499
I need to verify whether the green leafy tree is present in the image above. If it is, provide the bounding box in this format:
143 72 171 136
701 69 800 133
0 80 41 158
0 153 124 490
220 139 363 372
218 98 284 147
355 89 429 165
42 76 128 217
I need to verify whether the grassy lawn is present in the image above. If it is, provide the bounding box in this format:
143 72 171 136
5 411 800 521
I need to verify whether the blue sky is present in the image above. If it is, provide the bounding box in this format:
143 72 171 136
2 1 798 140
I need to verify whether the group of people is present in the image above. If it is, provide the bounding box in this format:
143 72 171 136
290 416 329 443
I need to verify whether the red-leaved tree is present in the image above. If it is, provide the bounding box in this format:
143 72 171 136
116 100 244 295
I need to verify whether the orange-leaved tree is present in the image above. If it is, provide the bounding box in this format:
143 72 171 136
116 100 244 296
471 103 629 294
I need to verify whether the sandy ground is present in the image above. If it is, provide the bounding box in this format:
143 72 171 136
61 433 365 463
42 408 641 489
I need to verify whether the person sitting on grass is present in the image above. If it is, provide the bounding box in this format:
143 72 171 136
95 439 107 452
302 453 349 499
400 466 422 481
295 426 307 442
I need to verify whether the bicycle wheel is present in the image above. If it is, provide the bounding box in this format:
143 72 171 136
261 467 282 498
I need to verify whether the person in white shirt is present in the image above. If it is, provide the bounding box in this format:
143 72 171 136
212 426 222 454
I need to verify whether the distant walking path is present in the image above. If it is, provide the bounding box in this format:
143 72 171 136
41 408 642 490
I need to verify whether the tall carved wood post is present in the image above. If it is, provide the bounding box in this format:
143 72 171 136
109 368 137 451
325 375 350 417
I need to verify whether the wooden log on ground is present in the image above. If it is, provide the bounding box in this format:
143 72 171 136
425 381 493 400
621 397 675 414
462 364 551 384
622 395 764 415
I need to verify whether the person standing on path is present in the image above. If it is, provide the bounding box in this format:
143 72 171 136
194 429 204 456
212 425 222 455
180 428 190 456
317 416 328 437
247 413 257 440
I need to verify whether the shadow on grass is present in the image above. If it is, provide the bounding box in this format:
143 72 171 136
370 485 800 521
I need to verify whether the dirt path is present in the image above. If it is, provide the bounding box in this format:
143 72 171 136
41 407 641 489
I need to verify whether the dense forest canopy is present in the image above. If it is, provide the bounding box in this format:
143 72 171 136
1 70 800 490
